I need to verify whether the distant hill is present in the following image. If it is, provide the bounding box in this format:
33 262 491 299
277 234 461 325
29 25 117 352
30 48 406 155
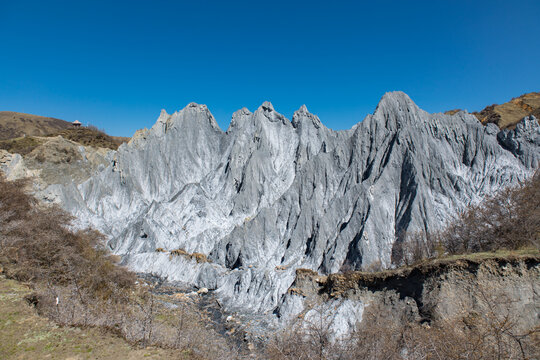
0 111 72 140
459 92 540 129
0 111 129 153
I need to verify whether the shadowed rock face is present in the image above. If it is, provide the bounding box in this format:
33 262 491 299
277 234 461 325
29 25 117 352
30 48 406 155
48 92 540 326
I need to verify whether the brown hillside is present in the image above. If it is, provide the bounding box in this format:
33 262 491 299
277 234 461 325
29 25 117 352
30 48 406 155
51 127 127 150
472 92 540 129
0 111 71 140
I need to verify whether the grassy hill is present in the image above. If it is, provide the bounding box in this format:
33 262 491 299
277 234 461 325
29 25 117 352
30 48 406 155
0 111 72 140
0 127 128 156
0 111 129 153
473 92 540 129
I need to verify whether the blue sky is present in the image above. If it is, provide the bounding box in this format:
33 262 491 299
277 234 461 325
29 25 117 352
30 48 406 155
1 0 539 136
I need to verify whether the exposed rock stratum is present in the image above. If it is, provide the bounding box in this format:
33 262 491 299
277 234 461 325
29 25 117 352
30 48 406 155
41 92 539 333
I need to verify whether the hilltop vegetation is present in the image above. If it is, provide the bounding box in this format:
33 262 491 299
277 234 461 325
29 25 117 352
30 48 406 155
447 92 540 129
0 126 126 156
50 126 127 150
0 111 71 140
473 92 540 129
0 111 128 155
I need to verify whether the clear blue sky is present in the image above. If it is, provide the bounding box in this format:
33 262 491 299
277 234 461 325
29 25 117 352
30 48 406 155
1 0 539 136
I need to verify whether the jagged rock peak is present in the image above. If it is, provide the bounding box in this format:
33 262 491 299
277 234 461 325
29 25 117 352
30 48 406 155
254 101 290 126
227 107 253 132
156 109 170 124
260 101 274 112
298 104 309 114
187 102 206 109
147 102 222 136
235 107 252 116
374 91 420 114
292 105 323 130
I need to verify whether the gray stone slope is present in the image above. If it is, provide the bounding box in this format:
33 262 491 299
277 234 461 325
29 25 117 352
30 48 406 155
49 91 539 325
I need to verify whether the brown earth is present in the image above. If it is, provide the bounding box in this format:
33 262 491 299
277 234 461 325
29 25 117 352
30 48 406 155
0 111 129 152
0 112 71 140
472 92 540 129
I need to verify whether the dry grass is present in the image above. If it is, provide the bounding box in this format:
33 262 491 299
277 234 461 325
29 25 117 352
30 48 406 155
48 127 125 150
473 91 540 129
0 136 45 156
0 275 183 359
0 111 71 140
168 249 211 263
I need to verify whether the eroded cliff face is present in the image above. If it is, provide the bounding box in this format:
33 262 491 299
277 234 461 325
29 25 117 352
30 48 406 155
281 255 540 340
44 92 539 329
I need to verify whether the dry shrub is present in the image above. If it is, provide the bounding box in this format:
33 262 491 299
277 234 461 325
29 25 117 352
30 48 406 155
0 175 135 297
442 171 540 254
392 171 540 266
265 305 348 360
363 259 383 272
397 288 540 360
0 175 239 358
32 282 239 359
191 252 208 263
392 229 442 266
170 248 188 256
0 136 43 155
266 284 539 360
347 300 411 360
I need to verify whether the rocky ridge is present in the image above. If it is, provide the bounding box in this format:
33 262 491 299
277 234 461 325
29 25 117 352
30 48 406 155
18 91 540 334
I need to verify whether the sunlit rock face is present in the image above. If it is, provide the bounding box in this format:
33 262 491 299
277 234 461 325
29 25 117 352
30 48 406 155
50 92 540 328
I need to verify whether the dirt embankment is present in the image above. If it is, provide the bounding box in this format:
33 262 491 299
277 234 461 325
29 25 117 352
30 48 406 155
291 253 540 329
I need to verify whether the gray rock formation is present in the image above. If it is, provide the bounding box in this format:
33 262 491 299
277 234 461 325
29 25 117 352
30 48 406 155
49 92 539 333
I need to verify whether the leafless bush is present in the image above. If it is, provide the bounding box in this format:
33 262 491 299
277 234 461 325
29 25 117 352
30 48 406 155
392 171 539 267
392 229 443 266
266 282 539 360
0 175 239 358
0 179 135 295
442 171 540 254
265 304 348 360
354 285 539 360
